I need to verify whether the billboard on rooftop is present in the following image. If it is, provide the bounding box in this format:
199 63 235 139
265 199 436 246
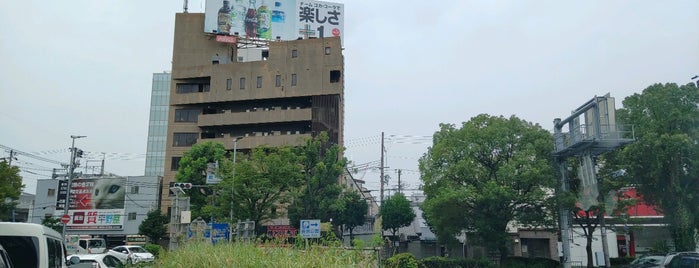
204 0 344 44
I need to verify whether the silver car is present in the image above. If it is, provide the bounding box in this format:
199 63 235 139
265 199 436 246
108 246 155 264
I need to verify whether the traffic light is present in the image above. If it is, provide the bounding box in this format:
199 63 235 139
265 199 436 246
173 182 192 189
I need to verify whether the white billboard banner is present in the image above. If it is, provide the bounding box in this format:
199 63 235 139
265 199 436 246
204 0 344 44
63 177 126 230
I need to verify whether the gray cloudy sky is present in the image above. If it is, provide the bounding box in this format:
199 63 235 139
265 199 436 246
1 1 697 195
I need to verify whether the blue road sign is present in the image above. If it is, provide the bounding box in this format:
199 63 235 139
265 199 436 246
300 219 321 238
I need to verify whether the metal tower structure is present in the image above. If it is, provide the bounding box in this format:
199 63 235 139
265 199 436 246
553 93 635 268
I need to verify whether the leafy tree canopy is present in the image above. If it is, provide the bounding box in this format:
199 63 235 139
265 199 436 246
419 114 556 259
380 192 415 238
0 161 23 221
175 141 233 221
214 145 304 230
139 209 169 242
617 82 699 251
287 132 346 228
335 190 368 240
42 215 62 233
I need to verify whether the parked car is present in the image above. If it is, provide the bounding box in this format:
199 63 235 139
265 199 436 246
67 254 124 268
663 252 699 268
0 243 13 268
625 254 667 268
108 246 155 264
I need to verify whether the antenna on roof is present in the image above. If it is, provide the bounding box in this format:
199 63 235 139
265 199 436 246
183 0 189 13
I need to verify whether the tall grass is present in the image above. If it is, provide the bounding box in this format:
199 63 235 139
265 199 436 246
156 240 379 268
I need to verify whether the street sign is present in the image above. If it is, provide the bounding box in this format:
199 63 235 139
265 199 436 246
61 214 70 224
299 219 321 238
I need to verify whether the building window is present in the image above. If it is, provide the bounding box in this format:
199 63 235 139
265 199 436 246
239 77 246 89
128 212 137 221
257 76 262 88
47 188 56 197
330 70 341 83
275 75 281 87
291 49 298 58
174 109 200 122
171 157 181 171
176 83 210 93
173 133 198 147
291 74 297 86
130 186 139 194
226 79 232 90
325 47 331 55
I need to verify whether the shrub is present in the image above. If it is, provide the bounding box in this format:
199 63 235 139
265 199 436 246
385 253 420 268
144 243 163 258
501 256 560 268
419 256 495 268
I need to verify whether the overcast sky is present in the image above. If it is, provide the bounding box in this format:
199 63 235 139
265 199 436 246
1 0 697 195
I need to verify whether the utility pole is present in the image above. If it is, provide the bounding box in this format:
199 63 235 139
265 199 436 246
7 150 16 165
397 169 402 195
380 132 384 205
61 135 86 239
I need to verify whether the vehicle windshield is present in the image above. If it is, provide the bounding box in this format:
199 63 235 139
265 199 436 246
88 239 105 248
129 247 148 253
630 255 665 265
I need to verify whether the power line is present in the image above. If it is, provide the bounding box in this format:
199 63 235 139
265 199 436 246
0 144 67 166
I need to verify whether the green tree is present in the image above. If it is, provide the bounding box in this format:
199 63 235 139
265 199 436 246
215 145 304 231
380 192 415 238
175 141 233 221
419 114 556 262
41 215 63 233
0 160 23 221
617 82 699 251
287 132 346 228
336 190 368 242
139 209 169 243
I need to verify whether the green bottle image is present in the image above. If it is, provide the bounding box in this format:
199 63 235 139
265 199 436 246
217 0 232 34
257 0 272 39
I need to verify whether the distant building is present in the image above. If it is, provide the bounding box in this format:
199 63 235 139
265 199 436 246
160 12 344 221
144 72 171 177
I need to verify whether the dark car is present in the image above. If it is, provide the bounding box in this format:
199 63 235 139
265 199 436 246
664 252 699 268
625 254 667 268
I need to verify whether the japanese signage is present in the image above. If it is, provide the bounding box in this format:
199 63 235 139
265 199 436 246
204 0 344 45
60 177 126 230
299 219 320 238
266 225 298 238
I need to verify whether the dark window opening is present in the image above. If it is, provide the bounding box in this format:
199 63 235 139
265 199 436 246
275 75 282 87
262 50 269 59
240 77 246 89
201 132 217 139
175 109 200 122
257 76 262 88
291 49 298 58
173 133 198 147
330 70 341 83
202 108 217 115
226 79 232 90
176 83 210 93
212 60 219 65
291 74 297 86
171 157 181 171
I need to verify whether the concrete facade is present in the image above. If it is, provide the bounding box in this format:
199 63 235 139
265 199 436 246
162 13 344 214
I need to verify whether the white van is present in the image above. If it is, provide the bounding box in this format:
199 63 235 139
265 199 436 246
0 222 69 268
64 235 106 255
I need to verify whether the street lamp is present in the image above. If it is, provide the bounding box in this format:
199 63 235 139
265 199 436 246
61 135 86 239
230 137 243 241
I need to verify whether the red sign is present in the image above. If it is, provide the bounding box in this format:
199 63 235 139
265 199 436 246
61 214 71 224
215 35 237 44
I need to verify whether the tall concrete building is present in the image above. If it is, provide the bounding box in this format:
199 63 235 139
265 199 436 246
144 72 171 177
161 13 344 213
